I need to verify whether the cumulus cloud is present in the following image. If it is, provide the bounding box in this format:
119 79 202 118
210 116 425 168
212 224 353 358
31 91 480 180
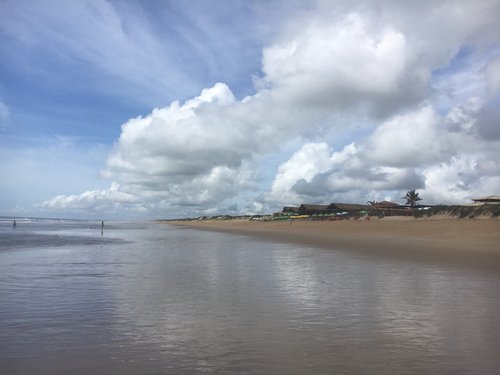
367 106 445 167
40 182 141 213
266 142 336 204
266 138 425 206
261 14 415 116
267 101 500 206
423 153 500 203
107 83 240 183
39 0 500 216
104 83 259 205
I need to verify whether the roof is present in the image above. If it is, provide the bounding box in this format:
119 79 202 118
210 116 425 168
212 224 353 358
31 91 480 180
328 203 370 211
472 195 500 202
299 204 330 211
375 200 399 206
371 200 400 208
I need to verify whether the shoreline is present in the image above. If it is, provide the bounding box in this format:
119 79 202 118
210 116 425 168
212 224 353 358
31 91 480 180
164 218 500 272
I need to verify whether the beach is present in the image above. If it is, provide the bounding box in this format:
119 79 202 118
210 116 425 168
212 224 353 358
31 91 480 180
168 217 500 272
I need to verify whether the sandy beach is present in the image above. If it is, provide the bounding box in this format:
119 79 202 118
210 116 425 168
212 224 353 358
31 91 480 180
167 217 500 272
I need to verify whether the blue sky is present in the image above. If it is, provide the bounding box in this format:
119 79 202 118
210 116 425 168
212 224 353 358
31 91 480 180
1 0 499 219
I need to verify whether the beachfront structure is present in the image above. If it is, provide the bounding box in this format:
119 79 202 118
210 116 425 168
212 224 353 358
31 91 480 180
471 195 500 204
282 201 433 217
282 206 300 215
298 204 331 215
328 203 370 212
291 203 371 216
369 200 405 210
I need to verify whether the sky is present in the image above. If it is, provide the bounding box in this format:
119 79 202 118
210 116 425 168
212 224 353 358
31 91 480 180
1 0 499 219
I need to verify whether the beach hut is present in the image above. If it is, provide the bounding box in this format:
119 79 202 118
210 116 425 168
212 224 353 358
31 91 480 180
328 203 370 211
471 195 500 204
282 206 300 215
369 201 401 210
298 204 331 215
325 203 371 219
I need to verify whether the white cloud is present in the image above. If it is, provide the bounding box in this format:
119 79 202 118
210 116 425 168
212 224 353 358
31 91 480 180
423 153 500 204
367 106 445 167
445 97 483 133
104 83 257 198
266 101 500 206
266 139 424 205
267 142 335 205
36 1 500 216
262 14 410 113
40 182 139 212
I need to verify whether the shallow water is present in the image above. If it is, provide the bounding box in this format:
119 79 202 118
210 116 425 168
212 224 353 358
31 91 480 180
1 219 499 374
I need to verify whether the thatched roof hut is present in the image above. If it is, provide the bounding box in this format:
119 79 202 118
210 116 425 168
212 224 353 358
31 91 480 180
328 203 370 211
471 195 500 204
298 204 331 215
283 206 300 214
370 201 401 210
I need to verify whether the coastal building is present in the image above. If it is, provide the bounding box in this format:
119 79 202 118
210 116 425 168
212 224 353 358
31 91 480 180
328 203 370 212
298 204 331 215
282 201 421 217
282 206 300 215
369 201 402 210
471 195 500 205
294 203 371 216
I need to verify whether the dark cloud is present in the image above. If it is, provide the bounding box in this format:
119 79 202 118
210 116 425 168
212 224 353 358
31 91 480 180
476 105 500 140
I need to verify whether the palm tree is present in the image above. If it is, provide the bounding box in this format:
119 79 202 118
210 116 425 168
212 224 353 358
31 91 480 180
402 189 422 208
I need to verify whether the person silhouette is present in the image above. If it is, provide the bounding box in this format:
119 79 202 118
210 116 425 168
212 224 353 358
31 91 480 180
101 221 104 236
13 220 16 229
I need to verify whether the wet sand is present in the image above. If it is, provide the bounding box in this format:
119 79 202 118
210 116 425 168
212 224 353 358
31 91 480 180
167 218 500 272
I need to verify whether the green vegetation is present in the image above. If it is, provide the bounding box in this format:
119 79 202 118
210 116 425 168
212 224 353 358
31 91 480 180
413 205 500 218
403 189 423 208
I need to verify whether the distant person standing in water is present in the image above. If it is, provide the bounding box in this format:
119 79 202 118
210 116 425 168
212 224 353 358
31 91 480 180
101 221 104 236
13 220 16 229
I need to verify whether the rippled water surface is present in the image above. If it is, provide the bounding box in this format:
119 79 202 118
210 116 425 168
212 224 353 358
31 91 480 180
1 219 499 374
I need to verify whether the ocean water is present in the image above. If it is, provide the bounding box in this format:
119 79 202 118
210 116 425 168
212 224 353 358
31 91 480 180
1 218 499 374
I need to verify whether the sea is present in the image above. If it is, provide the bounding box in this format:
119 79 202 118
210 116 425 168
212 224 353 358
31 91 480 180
1 217 499 374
